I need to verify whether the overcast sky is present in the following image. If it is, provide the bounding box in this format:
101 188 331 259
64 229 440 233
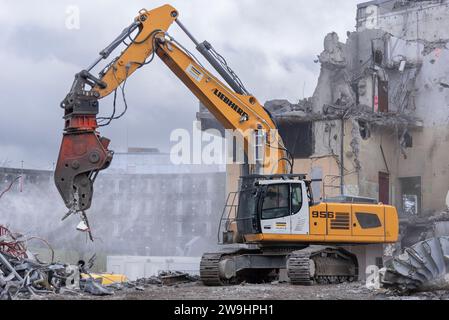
0 0 361 170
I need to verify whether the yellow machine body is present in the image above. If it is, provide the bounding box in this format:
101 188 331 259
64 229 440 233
245 203 399 244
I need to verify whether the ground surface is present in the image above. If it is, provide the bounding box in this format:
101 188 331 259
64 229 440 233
31 281 449 300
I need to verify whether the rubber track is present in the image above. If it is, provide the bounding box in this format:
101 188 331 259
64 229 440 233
288 247 357 285
287 251 313 285
200 253 225 286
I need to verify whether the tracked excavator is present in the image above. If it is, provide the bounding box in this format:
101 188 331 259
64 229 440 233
54 4 399 286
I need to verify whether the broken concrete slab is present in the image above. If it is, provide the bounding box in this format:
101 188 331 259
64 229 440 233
81 278 113 296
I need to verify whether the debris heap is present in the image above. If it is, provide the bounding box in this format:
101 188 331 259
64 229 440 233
0 225 113 299
381 237 449 293
0 225 199 300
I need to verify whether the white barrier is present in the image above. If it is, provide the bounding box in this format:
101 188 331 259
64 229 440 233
107 256 201 281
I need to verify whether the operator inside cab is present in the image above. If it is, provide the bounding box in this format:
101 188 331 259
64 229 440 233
262 184 304 220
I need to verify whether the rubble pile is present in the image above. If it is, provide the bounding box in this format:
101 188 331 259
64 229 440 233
401 207 449 245
159 271 200 286
0 251 75 300
429 208 449 223
0 225 70 299
0 225 27 259
111 271 200 292
0 225 115 299
381 237 449 294
0 226 200 300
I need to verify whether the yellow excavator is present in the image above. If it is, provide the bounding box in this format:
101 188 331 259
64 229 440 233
54 4 399 286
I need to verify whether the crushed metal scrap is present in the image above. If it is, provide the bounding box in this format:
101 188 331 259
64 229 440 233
380 237 449 294
0 225 27 259
0 225 112 300
0 226 199 299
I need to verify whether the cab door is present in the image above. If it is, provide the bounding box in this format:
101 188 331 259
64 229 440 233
290 183 310 235
260 184 291 234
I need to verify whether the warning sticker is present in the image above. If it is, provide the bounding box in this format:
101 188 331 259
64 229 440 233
276 222 287 230
186 64 204 82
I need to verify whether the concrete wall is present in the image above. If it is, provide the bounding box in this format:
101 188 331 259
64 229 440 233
397 126 449 213
340 120 449 216
414 41 449 126
345 121 399 202
358 1 449 42
346 244 384 281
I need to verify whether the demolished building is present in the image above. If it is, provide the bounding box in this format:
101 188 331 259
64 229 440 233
198 0 449 271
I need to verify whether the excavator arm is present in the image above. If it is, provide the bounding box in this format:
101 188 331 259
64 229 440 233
155 34 289 174
55 4 290 225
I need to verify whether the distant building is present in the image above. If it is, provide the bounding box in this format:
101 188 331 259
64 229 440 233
0 148 226 258
107 147 226 175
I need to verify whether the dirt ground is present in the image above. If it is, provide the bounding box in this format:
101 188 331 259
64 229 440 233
35 281 449 301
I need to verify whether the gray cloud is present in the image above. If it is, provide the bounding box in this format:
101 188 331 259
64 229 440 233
0 0 360 169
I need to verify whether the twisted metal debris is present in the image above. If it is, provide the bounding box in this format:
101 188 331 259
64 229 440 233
0 226 199 300
0 225 27 259
0 225 112 300
381 237 449 293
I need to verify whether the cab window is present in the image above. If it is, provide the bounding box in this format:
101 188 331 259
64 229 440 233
291 184 303 214
262 184 290 220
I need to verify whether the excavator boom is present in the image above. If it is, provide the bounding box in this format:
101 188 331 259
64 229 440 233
55 4 289 221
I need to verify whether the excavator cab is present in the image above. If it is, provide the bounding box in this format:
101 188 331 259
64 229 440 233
221 174 314 244
220 172 398 247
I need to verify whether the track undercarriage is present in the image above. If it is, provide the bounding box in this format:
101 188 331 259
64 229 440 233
200 246 358 286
